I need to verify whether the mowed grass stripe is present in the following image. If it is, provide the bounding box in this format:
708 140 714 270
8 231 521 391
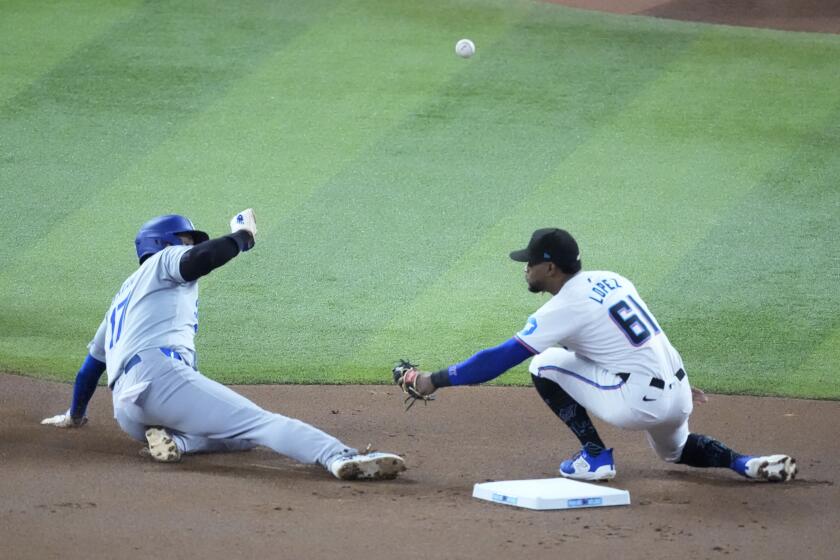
0 0 141 102
197 1 550 382
197 2 559 382
657 119 840 399
2 2 837 398
792 326 840 396
0 0 342 376
0 0 520 378
356 24 840 393
199 8 708 383
0 0 338 264
639 28 840 398
353 30 750 383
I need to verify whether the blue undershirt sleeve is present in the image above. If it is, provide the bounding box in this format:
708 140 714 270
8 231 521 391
69 354 107 419
435 337 536 387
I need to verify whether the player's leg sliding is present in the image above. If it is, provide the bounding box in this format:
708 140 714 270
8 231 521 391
127 355 406 480
531 374 616 481
141 423 407 479
676 433 797 482
168 434 257 455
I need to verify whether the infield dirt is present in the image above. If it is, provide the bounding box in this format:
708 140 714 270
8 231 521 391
547 0 840 33
2 373 838 560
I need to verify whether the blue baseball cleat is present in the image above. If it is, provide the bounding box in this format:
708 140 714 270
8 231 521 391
559 448 616 481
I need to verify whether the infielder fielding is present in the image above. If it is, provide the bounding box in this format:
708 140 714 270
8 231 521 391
43 210 405 481
394 228 796 482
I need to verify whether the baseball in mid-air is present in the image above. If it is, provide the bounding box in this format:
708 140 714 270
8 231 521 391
455 38 475 58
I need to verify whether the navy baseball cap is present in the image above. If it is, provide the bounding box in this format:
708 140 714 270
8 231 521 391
509 228 580 270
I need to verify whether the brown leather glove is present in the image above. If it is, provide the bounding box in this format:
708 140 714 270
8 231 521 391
392 360 436 410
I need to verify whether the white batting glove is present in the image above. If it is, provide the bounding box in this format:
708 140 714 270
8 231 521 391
230 208 257 238
41 410 88 428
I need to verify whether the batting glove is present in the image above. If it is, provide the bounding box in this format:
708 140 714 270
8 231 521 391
230 208 257 238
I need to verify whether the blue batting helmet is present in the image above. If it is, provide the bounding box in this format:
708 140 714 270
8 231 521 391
135 214 209 262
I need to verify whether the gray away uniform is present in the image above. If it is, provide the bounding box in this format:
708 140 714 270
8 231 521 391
88 245 352 464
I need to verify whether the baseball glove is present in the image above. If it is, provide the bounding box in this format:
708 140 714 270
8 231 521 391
392 359 435 411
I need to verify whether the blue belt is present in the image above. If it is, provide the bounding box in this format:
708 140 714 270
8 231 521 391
124 347 185 374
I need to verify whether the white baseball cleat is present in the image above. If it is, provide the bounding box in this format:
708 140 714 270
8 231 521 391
328 451 406 481
742 454 797 482
144 427 181 463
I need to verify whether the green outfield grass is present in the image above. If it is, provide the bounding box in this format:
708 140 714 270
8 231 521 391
1 0 837 398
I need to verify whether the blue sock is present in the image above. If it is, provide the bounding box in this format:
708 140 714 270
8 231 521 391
731 455 752 476
532 374 607 455
677 433 743 469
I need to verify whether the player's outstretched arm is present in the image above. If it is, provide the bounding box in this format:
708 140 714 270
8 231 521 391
430 337 534 389
393 360 437 399
179 209 257 282
394 338 535 404
41 354 106 428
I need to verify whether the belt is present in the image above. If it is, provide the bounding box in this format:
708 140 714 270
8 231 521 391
617 368 685 389
124 347 185 375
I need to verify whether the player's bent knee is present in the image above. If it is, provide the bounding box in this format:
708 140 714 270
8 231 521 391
657 447 685 463
648 440 684 463
646 432 687 463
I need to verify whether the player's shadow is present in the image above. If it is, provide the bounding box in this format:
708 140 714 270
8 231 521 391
660 469 829 488
173 452 416 484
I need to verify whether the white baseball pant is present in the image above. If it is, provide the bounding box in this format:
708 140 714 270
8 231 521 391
529 347 693 462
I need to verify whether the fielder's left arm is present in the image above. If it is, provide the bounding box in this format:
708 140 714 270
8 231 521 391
394 337 534 404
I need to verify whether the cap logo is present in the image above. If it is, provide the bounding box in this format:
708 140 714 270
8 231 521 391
543 252 551 260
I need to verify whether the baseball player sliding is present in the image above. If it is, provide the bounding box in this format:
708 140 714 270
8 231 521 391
394 228 796 482
42 210 405 481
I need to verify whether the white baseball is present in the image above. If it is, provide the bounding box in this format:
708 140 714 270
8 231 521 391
455 38 475 58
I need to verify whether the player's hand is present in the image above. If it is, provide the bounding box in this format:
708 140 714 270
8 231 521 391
229 208 257 251
41 410 88 428
392 360 437 411
230 208 257 238
691 387 708 404
410 371 436 397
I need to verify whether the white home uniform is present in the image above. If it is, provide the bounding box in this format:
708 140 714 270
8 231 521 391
516 271 693 462
88 245 352 464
